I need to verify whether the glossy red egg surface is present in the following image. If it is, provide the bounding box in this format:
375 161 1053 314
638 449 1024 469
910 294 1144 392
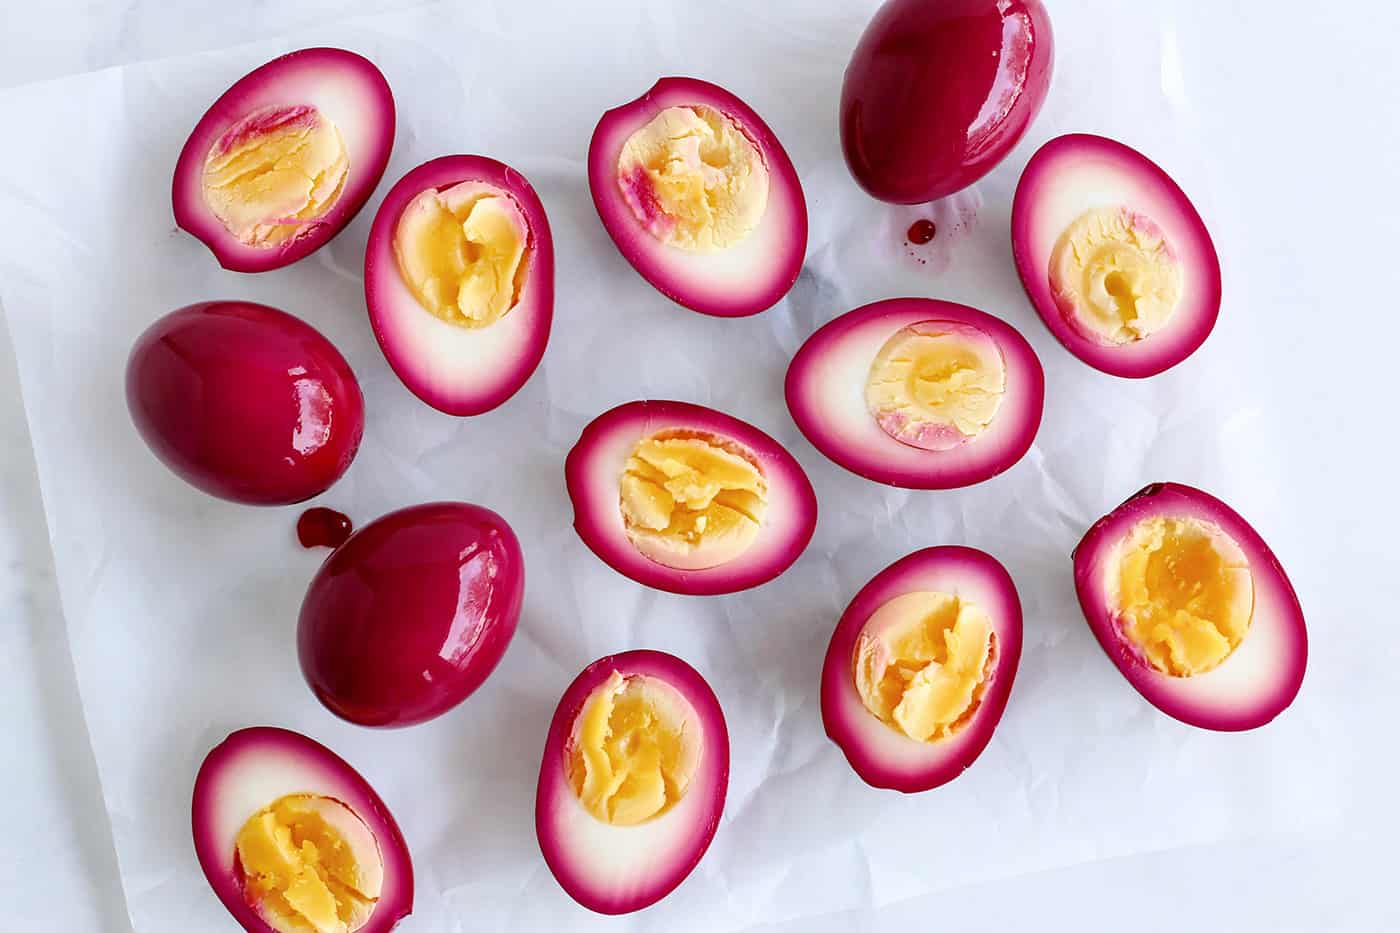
125 301 364 505
192 726 413 933
841 0 1053 203
298 502 523 727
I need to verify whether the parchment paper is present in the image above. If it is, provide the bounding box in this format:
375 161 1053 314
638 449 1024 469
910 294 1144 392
0 1 1344 930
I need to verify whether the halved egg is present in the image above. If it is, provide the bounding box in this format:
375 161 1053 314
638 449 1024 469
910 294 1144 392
173 48 395 273
192 726 412 933
785 298 1044 489
1073 482 1307 731
364 156 553 415
536 650 728 914
822 547 1022 793
298 502 524 727
565 400 817 595
588 77 807 317
1012 134 1222 377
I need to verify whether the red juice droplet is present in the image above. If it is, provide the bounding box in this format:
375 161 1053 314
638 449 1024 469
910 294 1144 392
906 219 937 244
297 507 354 549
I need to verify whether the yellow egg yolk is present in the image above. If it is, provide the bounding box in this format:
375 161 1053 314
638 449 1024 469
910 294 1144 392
568 671 701 826
1049 206 1184 345
619 431 768 571
1109 516 1255 676
854 591 996 742
866 322 1007 452
202 105 349 249
617 105 769 252
393 182 529 328
234 794 383 933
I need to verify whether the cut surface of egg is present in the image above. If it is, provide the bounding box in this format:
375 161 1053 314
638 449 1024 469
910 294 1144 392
1012 134 1221 377
1074 483 1306 730
822 547 1023 793
192 727 412 933
173 48 395 272
365 155 553 415
589 77 807 316
566 400 817 595
786 299 1044 489
536 650 728 914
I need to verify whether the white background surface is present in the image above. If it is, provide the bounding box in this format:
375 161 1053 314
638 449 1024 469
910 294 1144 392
0 1 1395 930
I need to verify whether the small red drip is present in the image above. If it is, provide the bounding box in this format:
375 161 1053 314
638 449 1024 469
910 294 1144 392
906 219 937 244
297 507 353 549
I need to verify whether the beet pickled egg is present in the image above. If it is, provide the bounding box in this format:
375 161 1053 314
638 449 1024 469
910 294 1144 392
298 502 523 727
785 299 1044 489
126 301 364 505
822 547 1022 793
192 727 412 933
841 0 1054 203
1074 483 1306 731
565 401 817 595
536 650 728 914
589 77 807 317
173 48 395 272
364 156 553 415
1012 134 1222 377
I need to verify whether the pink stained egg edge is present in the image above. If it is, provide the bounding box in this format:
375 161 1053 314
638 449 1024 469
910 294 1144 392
821 546 1023 793
1072 482 1307 731
364 155 554 415
190 726 413 932
565 400 818 596
785 298 1045 489
587 77 808 317
535 650 729 915
1011 133 1222 378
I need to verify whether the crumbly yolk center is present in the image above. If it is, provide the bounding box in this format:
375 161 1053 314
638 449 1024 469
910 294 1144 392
866 322 1007 452
854 591 996 743
1111 516 1254 676
568 672 700 826
617 105 769 252
393 183 529 328
619 431 768 571
234 794 380 933
1049 206 1184 344
202 105 349 249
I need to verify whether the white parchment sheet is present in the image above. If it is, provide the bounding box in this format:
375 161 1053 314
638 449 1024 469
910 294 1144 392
0 2 1347 930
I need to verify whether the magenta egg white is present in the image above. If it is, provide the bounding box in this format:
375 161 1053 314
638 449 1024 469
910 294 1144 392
588 77 807 317
822 547 1023 793
298 502 524 728
785 299 1045 489
192 727 413 933
1012 134 1222 377
536 650 728 915
173 48 395 272
1074 483 1307 731
565 400 817 596
126 301 364 505
364 156 554 415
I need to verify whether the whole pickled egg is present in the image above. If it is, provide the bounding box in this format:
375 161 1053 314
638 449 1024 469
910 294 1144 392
841 0 1054 203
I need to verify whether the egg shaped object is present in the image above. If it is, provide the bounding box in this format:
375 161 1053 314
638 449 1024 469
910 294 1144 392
536 650 728 914
588 77 807 317
173 48 395 272
1012 134 1222 377
841 0 1053 203
1073 483 1306 731
192 726 413 933
126 300 364 505
298 501 523 727
364 156 553 415
565 400 817 595
822 547 1022 792
786 299 1044 489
